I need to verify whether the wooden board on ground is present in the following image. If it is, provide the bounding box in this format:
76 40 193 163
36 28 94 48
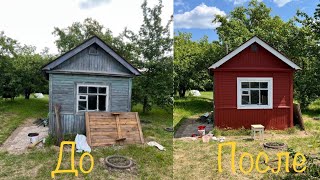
85 112 144 147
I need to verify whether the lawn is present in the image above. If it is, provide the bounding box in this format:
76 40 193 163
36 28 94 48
174 91 213 128
0 96 173 179
173 91 320 179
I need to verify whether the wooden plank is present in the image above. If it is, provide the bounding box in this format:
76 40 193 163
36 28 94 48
135 112 144 144
86 112 144 147
90 127 117 132
90 123 137 129
89 121 138 126
114 114 122 139
85 112 91 146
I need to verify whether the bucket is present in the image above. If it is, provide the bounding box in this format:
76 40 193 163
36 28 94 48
198 126 206 130
198 126 206 136
198 129 205 136
28 133 39 144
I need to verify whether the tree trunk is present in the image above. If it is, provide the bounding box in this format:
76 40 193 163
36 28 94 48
24 88 31 99
178 85 186 97
142 96 148 114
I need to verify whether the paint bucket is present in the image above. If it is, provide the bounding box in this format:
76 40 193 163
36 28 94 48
28 133 39 144
198 126 206 136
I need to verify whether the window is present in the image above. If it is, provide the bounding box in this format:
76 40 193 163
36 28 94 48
237 78 273 109
77 85 108 112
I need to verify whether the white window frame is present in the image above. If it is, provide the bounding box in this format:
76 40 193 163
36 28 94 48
76 84 109 112
237 77 273 109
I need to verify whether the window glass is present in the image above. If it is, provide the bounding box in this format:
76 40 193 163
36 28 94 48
79 96 86 100
242 90 249 95
79 86 87 93
78 85 108 112
98 95 106 111
260 90 268 105
250 90 259 104
242 96 249 104
99 87 106 94
260 82 268 88
78 101 86 110
238 78 271 108
241 82 249 88
89 87 97 93
88 95 97 110
250 82 259 88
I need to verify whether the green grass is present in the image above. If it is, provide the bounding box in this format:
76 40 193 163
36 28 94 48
0 96 173 179
0 95 49 144
174 91 213 128
303 99 320 118
173 94 320 179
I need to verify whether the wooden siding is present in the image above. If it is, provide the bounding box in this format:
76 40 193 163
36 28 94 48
49 74 131 134
213 43 295 130
53 45 132 75
218 43 292 70
214 71 294 130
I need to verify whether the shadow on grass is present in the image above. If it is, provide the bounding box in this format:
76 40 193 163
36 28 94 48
174 96 213 130
174 97 213 115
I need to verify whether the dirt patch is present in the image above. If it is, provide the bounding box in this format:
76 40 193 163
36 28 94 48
0 119 48 154
174 118 213 138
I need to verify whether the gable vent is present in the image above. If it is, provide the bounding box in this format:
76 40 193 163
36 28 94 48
89 45 98 55
250 44 258 52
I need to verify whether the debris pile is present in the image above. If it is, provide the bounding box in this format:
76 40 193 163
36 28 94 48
197 111 213 124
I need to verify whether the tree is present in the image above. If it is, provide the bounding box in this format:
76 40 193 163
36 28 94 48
0 32 20 100
52 18 137 65
174 33 223 97
0 32 51 100
212 0 320 109
294 1 320 109
52 18 114 54
125 0 173 113
13 45 51 99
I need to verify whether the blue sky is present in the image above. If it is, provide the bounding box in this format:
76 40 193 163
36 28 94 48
174 0 319 42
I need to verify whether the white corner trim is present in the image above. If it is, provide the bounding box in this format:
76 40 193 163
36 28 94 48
237 77 273 109
208 37 301 70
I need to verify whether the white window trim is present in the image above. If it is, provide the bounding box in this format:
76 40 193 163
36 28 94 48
76 84 109 112
237 77 273 109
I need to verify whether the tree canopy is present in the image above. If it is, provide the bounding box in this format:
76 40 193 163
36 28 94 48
174 0 320 109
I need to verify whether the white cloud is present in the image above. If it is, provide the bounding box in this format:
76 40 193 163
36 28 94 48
226 0 262 5
79 0 111 9
0 0 173 54
174 3 226 29
273 0 292 7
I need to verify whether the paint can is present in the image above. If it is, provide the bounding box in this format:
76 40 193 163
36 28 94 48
28 133 39 144
198 126 206 136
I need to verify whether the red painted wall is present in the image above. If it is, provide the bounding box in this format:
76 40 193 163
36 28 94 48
213 43 294 130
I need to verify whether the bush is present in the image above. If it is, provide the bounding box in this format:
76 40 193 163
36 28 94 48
212 128 221 136
44 134 77 147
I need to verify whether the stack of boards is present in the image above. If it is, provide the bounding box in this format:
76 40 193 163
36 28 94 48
85 112 144 147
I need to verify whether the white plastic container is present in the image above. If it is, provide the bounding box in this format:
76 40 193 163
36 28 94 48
28 133 39 144
198 129 205 136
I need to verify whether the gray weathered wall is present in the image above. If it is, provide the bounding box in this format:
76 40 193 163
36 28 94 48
48 73 132 134
53 45 132 75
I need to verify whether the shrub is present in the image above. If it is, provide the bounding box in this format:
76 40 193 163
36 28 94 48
212 128 221 136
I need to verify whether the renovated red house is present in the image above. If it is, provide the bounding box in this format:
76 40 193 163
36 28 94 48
209 37 301 130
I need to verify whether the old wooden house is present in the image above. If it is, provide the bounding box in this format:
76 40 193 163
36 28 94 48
209 36 301 130
42 36 141 134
